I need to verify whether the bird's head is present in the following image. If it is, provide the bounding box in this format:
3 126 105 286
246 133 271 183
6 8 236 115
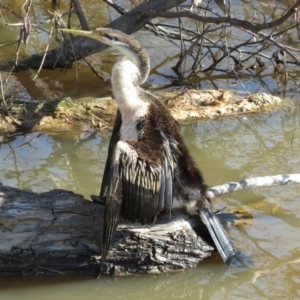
60 28 150 84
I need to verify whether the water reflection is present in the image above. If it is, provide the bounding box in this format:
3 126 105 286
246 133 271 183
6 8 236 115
0 127 106 198
1 108 300 299
0 255 300 299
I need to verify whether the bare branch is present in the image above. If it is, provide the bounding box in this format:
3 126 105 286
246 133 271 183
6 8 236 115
32 17 56 80
0 3 23 20
140 0 300 33
72 0 89 30
0 73 22 127
103 0 127 15
207 174 300 199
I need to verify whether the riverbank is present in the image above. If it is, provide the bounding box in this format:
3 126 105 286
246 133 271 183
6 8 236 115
0 90 282 135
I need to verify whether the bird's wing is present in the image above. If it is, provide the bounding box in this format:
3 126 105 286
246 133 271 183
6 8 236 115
200 204 238 263
100 141 123 269
101 139 176 268
160 131 179 217
99 110 122 200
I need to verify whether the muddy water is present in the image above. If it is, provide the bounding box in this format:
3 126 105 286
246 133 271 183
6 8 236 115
1 0 300 299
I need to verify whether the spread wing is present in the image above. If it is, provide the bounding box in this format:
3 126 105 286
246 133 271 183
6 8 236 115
99 110 122 200
100 139 176 268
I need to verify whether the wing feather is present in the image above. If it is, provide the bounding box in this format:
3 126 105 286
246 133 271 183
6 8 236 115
164 159 173 217
100 147 123 269
158 167 166 212
99 110 122 200
161 132 179 216
101 132 179 269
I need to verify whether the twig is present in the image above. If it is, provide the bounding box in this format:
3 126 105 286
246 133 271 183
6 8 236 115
81 57 106 81
0 40 19 47
72 0 89 30
258 31 300 64
37 266 65 275
140 0 300 33
0 72 22 126
32 16 55 80
14 0 32 65
103 0 126 15
207 174 300 199
173 26 210 75
0 3 23 20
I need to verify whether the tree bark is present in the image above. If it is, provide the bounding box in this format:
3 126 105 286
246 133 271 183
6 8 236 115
0 183 217 276
8 0 186 71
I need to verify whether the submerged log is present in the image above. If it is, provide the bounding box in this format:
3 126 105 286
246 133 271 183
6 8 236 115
0 183 225 276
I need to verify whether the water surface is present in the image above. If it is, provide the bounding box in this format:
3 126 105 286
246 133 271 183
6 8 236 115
1 108 300 299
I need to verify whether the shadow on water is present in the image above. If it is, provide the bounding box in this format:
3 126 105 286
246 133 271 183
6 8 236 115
0 260 249 299
0 252 299 299
0 127 106 198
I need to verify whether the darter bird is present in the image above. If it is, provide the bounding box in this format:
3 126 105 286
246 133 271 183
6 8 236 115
61 28 237 272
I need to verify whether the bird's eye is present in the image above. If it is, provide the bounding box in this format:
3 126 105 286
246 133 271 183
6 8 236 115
136 120 144 131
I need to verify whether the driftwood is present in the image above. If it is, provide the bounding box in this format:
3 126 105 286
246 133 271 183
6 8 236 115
0 183 218 276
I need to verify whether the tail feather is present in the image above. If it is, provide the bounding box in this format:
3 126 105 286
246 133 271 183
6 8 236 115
200 206 237 263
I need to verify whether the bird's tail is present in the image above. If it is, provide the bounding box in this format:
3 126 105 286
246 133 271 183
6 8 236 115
200 205 237 263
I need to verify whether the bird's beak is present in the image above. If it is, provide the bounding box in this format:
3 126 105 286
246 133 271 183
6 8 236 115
60 28 101 40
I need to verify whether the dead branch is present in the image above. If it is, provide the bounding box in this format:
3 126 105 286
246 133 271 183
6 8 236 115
140 0 300 33
207 174 300 199
1 0 186 71
1 0 300 86
72 0 89 30
0 73 22 127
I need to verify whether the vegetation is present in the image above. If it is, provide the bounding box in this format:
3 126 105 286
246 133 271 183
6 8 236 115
1 0 300 129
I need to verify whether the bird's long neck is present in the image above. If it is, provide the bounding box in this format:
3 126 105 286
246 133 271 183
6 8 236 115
111 61 141 109
113 42 150 85
111 59 150 141
110 42 150 116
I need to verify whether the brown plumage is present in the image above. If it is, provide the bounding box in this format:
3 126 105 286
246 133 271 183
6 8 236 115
60 28 238 273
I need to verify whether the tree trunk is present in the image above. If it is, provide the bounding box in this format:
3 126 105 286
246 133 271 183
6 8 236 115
7 0 186 71
0 183 216 276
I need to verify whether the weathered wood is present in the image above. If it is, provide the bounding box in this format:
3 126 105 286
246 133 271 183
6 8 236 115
0 185 102 276
0 183 218 276
102 215 214 276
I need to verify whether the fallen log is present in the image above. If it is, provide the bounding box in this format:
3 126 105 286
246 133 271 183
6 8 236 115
2 174 299 276
0 183 219 276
